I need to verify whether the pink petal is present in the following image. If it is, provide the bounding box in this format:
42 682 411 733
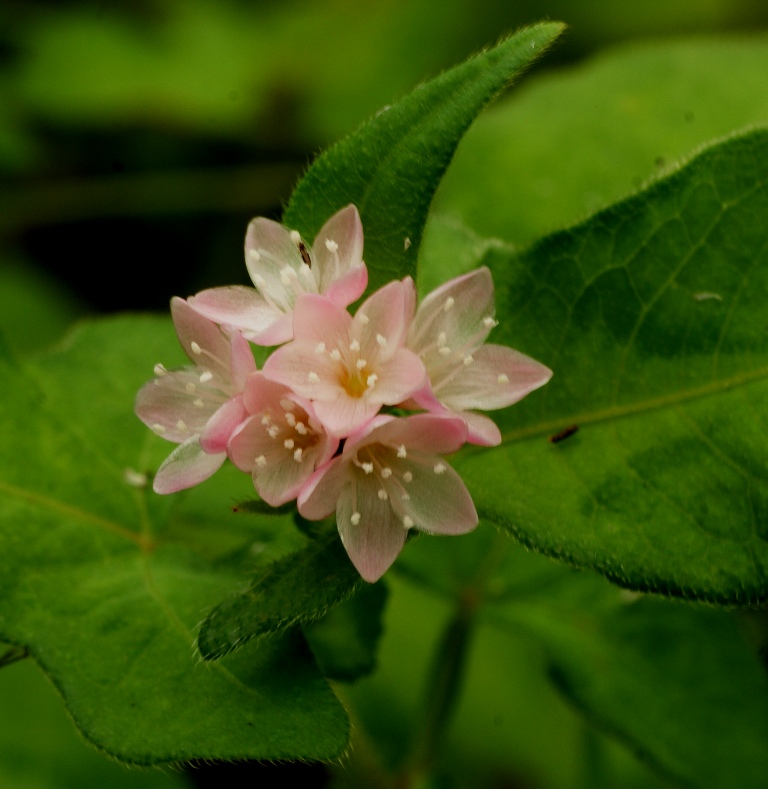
438 344 552 411
353 280 409 359
460 411 502 446
367 412 468 455
242 372 288 414
135 371 219 442
336 474 408 582
153 437 226 494
187 286 284 343
408 267 495 355
312 205 365 294
394 454 477 536
323 264 368 308
200 395 247 454
171 297 231 375
292 293 353 346
367 347 426 405
230 332 258 390
263 340 344 403
298 456 348 520
312 394 379 438
245 217 304 282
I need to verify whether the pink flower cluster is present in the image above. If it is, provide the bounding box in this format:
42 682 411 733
136 206 552 581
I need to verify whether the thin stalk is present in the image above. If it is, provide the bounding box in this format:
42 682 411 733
396 589 479 789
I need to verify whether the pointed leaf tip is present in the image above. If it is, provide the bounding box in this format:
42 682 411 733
283 21 564 295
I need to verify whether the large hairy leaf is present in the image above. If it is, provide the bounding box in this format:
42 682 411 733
0 318 348 764
283 22 563 294
453 129 768 603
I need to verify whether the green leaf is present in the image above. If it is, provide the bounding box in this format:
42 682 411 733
0 257 86 356
198 531 362 661
305 580 388 682
434 34 768 246
0 317 348 764
283 22 563 294
396 527 768 788
0 658 190 789
454 129 768 603
489 597 768 789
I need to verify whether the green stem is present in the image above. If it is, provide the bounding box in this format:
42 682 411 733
0 645 29 669
397 589 479 788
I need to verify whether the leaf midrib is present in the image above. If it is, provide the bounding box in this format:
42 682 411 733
489 363 768 448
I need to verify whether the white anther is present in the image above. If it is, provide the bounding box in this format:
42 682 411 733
358 313 370 325
463 355 474 365
199 371 213 383
401 492 411 501
253 273 266 287
176 420 187 431
190 342 202 355
308 371 320 382
261 415 271 425
356 358 367 370
290 230 301 244
152 423 166 434
362 462 374 474
280 266 293 286
330 349 342 361
325 239 338 252
124 468 148 488
248 249 261 262
185 382 196 393
285 412 296 426
483 316 496 328
437 331 448 347
293 448 304 463
193 398 205 408
315 342 326 354
349 339 361 352
268 425 280 439
255 455 267 468
443 297 455 312
404 237 411 250
366 373 378 388
351 512 361 526
403 471 413 483
376 334 387 348
378 489 388 500
295 422 308 435
397 445 407 458
381 468 393 478
154 363 167 376
439 346 452 356
284 438 295 450
434 463 446 475
280 399 295 411
403 515 414 528
497 374 509 384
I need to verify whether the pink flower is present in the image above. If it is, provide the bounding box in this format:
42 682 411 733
227 373 339 506
298 414 478 582
188 205 367 346
406 267 552 446
262 279 426 437
135 297 256 494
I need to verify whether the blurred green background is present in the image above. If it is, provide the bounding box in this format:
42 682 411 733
2 1 768 787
